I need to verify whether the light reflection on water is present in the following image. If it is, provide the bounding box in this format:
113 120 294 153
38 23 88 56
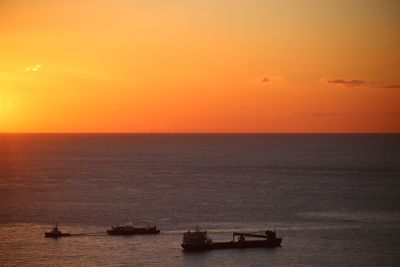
1 134 400 266
1 219 400 266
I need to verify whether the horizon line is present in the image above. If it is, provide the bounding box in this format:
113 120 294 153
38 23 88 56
0 132 399 135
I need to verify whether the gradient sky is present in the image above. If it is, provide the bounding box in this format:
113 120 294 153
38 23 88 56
1 0 399 132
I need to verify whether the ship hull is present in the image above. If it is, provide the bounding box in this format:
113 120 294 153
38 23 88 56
182 238 282 251
44 233 72 238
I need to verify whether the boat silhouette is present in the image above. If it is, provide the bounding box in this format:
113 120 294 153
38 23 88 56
181 227 282 251
44 223 72 238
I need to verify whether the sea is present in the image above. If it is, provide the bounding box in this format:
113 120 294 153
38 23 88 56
0 134 399 266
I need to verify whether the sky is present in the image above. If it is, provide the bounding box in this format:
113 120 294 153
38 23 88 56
0 0 399 133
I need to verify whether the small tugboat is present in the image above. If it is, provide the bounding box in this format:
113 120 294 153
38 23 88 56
44 223 72 238
181 227 282 251
107 222 160 235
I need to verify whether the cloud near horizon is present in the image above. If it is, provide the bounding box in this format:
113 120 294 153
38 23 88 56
327 78 364 87
22 64 43 72
260 76 286 84
378 84 400 89
322 76 400 89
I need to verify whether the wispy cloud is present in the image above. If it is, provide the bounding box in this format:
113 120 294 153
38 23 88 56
322 76 400 89
260 76 286 84
377 84 400 89
327 78 364 87
262 112 400 118
307 112 400 117
22 64 43 72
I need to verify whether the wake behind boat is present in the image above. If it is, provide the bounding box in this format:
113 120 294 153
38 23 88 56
181 227 282 251
107 222 160 235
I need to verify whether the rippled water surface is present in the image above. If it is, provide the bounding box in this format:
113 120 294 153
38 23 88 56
1 134 400 266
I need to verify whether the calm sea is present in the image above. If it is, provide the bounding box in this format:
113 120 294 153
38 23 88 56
0 134 399 266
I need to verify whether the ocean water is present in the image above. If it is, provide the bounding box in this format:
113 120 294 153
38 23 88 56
0 134 399 266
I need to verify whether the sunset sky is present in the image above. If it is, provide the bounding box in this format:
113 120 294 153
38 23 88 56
1 0 399 133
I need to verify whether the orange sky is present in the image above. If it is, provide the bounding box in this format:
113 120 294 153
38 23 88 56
1 0 399 132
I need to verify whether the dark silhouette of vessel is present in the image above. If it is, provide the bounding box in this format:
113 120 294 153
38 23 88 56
181 227 282 251
44 223 72 238
107 223 160 235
